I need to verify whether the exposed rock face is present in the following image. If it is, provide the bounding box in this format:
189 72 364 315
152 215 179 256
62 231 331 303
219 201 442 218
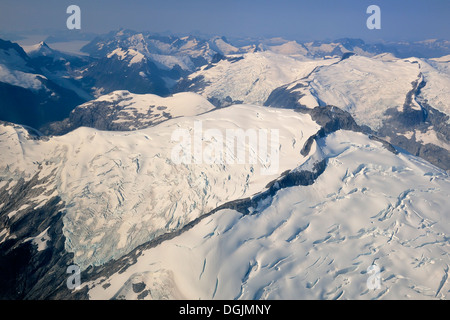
377 78 450 171
0 169 87 300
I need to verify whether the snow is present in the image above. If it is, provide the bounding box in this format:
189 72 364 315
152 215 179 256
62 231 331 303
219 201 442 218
7 204 30 219
86 90 215 122
415 129 450 150
0 228 11 245
186 51 338 106
265 41 308 56
303 42 349 57
87 130 450 300
24 227 51 252
419 58 450 118
149 53 193 71
209 37 239 55
297 55 427 129
0 47 30 71
106 48 128 60
0 104 320 270
106 47 146 66
0 65 46 90
1 39 449 299
430 55 450 63
22 41 53 57
291 54 450 129
128 50 145 66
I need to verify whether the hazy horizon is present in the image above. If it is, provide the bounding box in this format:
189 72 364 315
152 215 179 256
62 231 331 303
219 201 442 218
0 0 449 44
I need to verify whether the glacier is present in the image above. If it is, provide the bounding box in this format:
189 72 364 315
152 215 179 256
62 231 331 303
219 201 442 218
0 101 320 269
86 130 450 300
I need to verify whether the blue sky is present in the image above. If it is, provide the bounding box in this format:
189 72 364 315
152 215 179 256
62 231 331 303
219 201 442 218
0 0 449 42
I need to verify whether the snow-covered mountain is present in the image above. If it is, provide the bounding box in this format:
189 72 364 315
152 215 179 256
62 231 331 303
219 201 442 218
21 41 93 101
76 45 171 98
231 37 450 59
176 51 338 107
0 39 86 129
12 31 447 110
42 90 216 134
172 45 449 171
87 129 450 300
23 41 62 59
76 30 256 97
0 103 320 270
1 96 449 299
81 30 246 70
264 54 450 171
0 31 449 301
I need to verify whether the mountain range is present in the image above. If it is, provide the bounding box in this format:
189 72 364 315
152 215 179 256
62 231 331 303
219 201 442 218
0 30 449 300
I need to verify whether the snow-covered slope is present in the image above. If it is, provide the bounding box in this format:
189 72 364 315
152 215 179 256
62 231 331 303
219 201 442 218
86 129 450 300
305 55 449 129
43 90 216 134
88 90 215 119
1 95 449 300
0 39 46 90
23 41 56 58
177 51 338 107
77 31 262 98
310 56 422 128
264 40 309 56
0 105 320 269
82 30 247 73
1 33 449 300
265 54 450 171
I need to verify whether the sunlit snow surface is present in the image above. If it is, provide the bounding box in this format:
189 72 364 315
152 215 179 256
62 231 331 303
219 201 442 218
190 52 450 131
0 102 320 269
306 56 450 129
87 130 450 300
186 51 339 106
1 48 449 299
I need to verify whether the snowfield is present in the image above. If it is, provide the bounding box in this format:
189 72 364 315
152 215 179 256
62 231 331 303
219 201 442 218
92 90 216 118
0 65 46 90
266 54 450 130
184 51 339 106
1 36 449 300
0 104 320 269
86 130 450 300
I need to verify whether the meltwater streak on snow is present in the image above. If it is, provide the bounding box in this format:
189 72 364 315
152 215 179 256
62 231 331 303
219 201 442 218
87 130 450 300
0 104 320 270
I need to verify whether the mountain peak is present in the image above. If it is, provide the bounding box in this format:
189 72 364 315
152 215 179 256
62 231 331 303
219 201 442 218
23 41 54 57
38 41 49 48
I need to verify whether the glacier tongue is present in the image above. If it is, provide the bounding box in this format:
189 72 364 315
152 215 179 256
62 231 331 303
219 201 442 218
87 130 450 300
